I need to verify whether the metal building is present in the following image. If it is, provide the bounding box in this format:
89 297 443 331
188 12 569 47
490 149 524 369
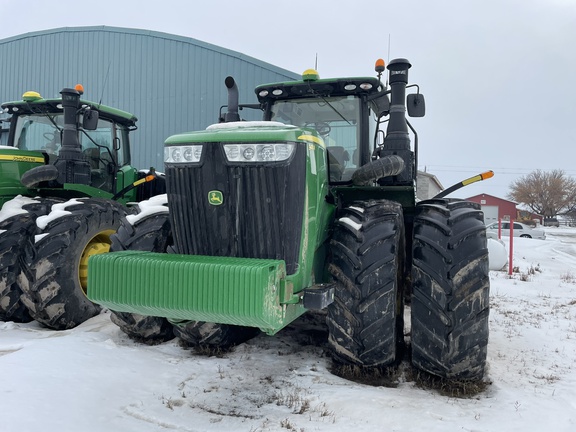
0 26 298 170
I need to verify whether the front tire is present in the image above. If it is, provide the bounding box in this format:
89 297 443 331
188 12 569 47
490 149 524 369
327 200 405 367
411 199 490 380
108 200 176 343
23 198 126 330
172 321 261 350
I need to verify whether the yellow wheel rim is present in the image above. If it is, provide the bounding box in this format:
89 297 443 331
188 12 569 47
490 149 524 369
79 229 115 294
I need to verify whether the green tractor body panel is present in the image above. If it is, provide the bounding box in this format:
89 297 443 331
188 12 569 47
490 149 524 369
89 252 300 334
88 123 335 333
0 148 45 206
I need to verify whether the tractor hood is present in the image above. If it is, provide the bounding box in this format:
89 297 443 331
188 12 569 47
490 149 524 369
164 121 324 146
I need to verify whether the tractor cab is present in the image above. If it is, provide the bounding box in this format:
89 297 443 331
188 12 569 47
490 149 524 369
255 59 425 186
1 86 139 196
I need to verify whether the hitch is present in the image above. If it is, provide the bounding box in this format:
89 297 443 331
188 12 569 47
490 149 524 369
301 283 335 310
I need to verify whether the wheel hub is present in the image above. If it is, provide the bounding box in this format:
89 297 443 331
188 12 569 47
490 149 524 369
79 230 114 293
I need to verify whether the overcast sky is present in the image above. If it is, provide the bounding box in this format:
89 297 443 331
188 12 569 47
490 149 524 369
1 0 575 200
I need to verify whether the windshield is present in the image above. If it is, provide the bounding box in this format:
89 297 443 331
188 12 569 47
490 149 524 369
270 96 361 181
13 113 127 192
13 113 130 162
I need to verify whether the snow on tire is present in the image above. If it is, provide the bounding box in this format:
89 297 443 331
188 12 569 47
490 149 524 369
411 199 490 380
23 198 126 330
0 197 60 322
327 199 405 367
108 195 175 343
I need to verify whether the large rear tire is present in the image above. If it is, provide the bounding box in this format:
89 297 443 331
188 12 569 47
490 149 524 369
411 199 490 380
21 198 126 330
327 200 405 367
0 213 34 322
0 197 60 322
108 200 176 343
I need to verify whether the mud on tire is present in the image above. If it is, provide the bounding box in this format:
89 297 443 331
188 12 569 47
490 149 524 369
411 199 490 380
327 199 405 367
22 198 126 330
108 201 176 343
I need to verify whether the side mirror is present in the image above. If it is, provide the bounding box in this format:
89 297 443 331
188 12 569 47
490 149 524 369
407 93 425 117
83 109 99 130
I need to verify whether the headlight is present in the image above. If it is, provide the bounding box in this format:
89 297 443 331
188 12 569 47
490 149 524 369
223 143 295 162
164 145 203 163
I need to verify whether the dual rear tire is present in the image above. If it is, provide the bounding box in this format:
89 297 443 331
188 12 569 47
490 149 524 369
410 199 490 380
327 198 489 380
0 198 61 323
327 199 406 367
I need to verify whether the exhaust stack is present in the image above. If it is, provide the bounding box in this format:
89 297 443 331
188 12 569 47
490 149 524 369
224 76 240 122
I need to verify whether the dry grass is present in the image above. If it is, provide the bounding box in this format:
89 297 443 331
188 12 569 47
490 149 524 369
561 272 575 284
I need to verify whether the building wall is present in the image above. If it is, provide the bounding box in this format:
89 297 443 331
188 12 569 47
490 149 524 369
0 26 299 170
466 193 517 223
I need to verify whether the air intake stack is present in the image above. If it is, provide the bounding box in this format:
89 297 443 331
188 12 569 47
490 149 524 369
379 58 415 186
53 87 91 185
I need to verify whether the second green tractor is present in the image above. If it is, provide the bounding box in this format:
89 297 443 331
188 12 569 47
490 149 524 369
0 85 164 329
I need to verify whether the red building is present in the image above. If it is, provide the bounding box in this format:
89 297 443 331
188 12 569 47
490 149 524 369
466 193 517 225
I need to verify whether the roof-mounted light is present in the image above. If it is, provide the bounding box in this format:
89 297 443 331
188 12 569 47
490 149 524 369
258 89 269 97
272 89 283 96
375 58 386 73
359 83 373 90
74 84 85 95
344 84 357 91
302 69 319 81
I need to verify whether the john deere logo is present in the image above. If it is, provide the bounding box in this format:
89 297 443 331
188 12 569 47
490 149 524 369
208 190 224 206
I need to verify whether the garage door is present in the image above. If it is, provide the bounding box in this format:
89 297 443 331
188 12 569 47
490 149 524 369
482 205 498 225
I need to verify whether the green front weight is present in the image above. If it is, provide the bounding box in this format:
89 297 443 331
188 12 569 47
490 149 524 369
88 251 294 333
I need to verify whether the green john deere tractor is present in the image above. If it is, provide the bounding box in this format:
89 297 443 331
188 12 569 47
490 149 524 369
88 58 491 380
0 85 164 329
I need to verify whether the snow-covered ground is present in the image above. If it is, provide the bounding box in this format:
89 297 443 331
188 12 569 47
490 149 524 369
1 228 575 432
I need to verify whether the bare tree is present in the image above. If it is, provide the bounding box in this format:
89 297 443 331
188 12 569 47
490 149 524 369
508 169 576 217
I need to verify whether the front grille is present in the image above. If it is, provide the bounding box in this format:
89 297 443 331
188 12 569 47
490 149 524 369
166 143 306 275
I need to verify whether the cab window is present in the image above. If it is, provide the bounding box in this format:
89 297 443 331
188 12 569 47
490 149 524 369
270 96 361 181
